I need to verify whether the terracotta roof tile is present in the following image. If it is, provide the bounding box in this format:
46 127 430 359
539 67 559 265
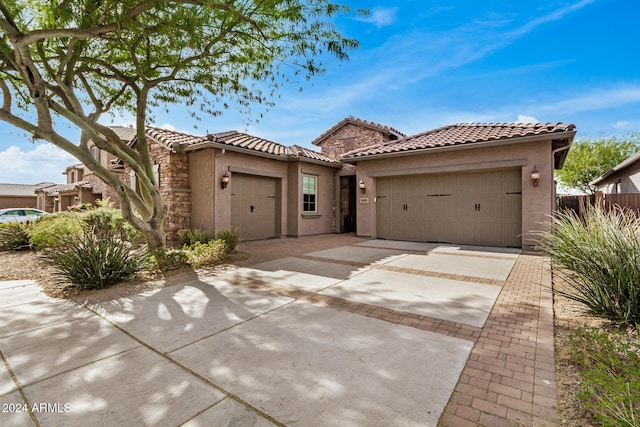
39 181 92 195
288 145 339 163
311 116 406 146
207 131 290 156
145 126 207 151
342 122 576 159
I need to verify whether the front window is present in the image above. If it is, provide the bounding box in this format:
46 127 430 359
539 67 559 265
303 175 317 212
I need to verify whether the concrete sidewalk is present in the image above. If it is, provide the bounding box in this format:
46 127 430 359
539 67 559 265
0 235 556 426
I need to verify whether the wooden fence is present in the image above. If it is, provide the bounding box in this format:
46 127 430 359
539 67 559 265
557 192 640 217
598 193 640 214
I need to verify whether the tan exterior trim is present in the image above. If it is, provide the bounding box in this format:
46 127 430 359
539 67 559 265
229 166 286 179
367 159 528 177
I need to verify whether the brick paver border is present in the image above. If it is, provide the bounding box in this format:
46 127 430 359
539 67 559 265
438 253 556 427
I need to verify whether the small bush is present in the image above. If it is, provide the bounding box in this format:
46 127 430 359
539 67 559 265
216 227 239 253
184 240 227 267
147 247 188 272
569 326 640 426
48 226 145 289
82 207 141 242
0 222 32 251
28 212 83 250
537 206 640 325
179 228 213 246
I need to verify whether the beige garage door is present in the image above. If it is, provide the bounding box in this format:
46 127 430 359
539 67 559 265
231 174 277 240
377 169 521 247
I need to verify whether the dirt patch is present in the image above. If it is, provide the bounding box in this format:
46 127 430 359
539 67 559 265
0 249 249 302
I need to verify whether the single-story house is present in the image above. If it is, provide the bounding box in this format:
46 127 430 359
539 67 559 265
50 117 576 250
590 151 640 194
0 182 56 210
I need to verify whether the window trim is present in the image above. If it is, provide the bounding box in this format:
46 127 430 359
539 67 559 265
302 174 317 213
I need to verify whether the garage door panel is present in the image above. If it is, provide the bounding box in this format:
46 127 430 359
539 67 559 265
231 174 277 241
376 168 522 247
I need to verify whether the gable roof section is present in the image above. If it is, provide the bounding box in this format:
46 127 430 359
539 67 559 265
342 122 576 161
311 116 406 146
590 150 640 186
142 127 339 166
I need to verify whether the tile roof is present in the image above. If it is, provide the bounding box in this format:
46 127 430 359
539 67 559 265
145 126 207 151
37 181 92 194
342 122 576 159
311 116 406 146
142 127 339 164
0 182 56 196
110 126 137 142
288 145 337 163
206 131 290 156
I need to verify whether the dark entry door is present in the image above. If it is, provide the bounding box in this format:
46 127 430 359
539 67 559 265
340 176 357 233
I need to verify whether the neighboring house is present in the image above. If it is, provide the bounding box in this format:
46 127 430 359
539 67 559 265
0 182 56 210
590 151 640 194
50 117 576 249
35 126 136 212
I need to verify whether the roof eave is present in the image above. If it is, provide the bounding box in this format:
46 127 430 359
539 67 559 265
590 150 640 186
182 141 285 161
343 131 576 164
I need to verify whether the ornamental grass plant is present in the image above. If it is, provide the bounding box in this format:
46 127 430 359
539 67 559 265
538 206 640 326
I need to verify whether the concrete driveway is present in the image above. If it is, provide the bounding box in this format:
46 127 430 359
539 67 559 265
0 236 526 426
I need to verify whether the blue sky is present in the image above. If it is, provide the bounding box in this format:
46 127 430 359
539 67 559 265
1 0 639 184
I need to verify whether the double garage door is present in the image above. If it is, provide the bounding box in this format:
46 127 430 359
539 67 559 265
231 174 276 241
377 169 522 247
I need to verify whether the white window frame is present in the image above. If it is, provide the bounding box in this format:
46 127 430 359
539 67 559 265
302 175 318 213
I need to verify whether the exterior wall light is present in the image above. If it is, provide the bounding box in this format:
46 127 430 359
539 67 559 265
531 166 540 187
359 179 366 193
221 172 230 189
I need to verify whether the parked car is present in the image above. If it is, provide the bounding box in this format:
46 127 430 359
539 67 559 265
0 208 48 223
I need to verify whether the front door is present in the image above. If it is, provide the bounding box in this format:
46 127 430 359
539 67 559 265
340 176 357 233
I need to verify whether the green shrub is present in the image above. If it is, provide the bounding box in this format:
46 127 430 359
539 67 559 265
184 240 227 267
82 207 141 242
179 228 213 246
28 212 82 250
48 226 145 289
569 326 640 426
0 222 32 251
216 227 239 253
537 206 640 325
147 247 188 272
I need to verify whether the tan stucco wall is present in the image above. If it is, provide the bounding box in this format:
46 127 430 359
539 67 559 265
189 149 216 233
0 196 37 210
596 160 640 194
287 162 336 236
352 139 556 249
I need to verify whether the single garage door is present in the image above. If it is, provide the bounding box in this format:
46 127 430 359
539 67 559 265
377 169 521 247
231 173 277 240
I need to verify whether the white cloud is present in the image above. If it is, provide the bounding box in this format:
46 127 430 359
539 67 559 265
516 114 539 123
159 123 176 131
0 144 75 184
540 85 640 114
358 7 398 29
614 120 631 129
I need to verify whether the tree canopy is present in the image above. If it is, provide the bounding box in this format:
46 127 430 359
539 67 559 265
0 0 362 246
556 134 640 194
